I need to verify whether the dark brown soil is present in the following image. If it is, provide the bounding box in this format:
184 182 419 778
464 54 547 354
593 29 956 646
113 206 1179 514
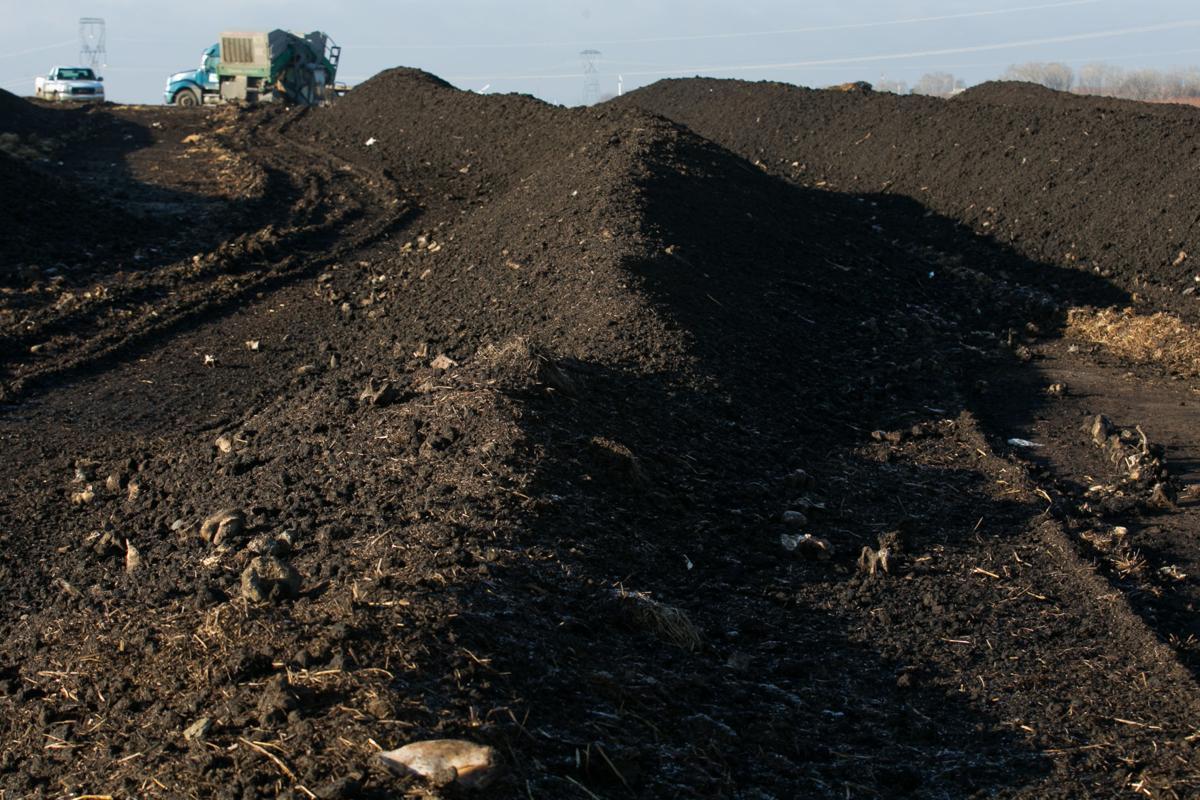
617 78 1200 321
4 71 1200 799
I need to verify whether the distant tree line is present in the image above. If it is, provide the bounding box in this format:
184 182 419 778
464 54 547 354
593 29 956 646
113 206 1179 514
1000 61 1200 99
873 62 1200 101
875 73 965 98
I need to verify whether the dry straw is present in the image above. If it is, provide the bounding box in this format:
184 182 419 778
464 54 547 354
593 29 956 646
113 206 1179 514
1066 306 1200 376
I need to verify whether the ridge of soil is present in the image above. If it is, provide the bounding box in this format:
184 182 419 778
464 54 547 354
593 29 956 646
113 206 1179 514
617 78 1200 320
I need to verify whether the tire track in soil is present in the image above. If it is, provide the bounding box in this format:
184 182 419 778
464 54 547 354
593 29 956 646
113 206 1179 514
0 106 418 602
0 106 415 408
979 337 1200 680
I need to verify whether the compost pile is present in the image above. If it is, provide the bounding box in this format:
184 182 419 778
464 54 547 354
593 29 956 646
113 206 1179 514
0 87 62 137
4 72 1200 799
620 78 1200 319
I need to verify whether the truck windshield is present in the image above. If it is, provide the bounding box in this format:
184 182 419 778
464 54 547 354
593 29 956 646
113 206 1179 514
57 68 95 80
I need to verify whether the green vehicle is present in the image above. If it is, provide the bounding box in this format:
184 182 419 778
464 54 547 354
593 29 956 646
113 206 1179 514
165 30 339 106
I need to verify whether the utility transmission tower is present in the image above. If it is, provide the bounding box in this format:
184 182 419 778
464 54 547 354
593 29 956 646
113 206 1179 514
580 49 601 106
79 18 106 71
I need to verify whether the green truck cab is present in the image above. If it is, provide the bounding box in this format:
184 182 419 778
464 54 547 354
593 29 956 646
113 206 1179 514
165 30 339 106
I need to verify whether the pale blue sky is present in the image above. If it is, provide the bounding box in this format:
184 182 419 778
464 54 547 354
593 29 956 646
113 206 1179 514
2 0 1199 104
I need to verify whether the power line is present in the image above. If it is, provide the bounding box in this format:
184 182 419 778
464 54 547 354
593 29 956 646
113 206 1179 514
443 19 1200 82
345 0 1101 52
0 40 75 60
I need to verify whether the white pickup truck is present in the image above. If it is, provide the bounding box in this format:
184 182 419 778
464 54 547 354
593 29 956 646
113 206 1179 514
34 66 105 102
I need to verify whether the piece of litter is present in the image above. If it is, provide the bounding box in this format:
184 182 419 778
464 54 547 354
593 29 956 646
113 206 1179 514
1007 438 1043 448
365 137 377 146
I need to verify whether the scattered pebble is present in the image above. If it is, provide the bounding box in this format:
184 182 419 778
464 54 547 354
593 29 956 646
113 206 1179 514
359 378 397 406
124 539 141 574
614 588 702 650
240 555 301 603
1160 564 1188 581
199 508 245 546
73 462 97 483
183 717 212 741
780 532 832 559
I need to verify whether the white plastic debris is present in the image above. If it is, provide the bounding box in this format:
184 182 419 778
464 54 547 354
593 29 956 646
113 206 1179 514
1006 438 1044 448
365 137 378 146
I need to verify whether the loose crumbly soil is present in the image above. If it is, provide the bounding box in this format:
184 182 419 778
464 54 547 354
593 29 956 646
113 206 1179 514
618 79 1200 321
4 74 1200 799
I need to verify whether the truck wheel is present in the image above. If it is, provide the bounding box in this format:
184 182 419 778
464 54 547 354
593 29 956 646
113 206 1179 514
174 88 201 107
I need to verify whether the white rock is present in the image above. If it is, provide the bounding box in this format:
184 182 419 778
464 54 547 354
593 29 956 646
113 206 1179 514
199 508 245 546
125 539 141 574
378 739 498 789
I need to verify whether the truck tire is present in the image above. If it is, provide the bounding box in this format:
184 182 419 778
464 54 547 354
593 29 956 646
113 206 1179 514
174 87 201 107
